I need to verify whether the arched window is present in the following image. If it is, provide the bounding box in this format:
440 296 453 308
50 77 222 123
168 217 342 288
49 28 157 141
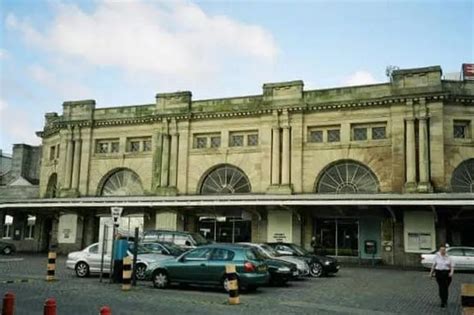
316 160 379 194
100 169 143 196
45 173 58 198
200 165 251 194
451 159 474 193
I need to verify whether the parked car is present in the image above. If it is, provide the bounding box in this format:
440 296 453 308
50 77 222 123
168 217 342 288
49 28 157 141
141 241 186 257
0 241 15 255
142 230 211 249
239 242 310 278
421 246 474 270
145 244 269 291
238 244 298 286
66 242 171 280
266 242 340 277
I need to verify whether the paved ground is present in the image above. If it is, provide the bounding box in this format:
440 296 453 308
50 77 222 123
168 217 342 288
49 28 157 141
0 254 473 315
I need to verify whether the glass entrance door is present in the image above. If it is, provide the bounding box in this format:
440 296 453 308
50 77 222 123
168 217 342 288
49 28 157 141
315 218 359 256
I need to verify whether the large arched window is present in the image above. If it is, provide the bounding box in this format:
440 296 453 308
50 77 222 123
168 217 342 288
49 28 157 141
200 164 251 194
316 160 379 194
100 169 144 196
45 173 58 198
451 159 474 193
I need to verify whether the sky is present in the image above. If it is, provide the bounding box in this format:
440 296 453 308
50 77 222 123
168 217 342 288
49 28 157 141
0 0 472 153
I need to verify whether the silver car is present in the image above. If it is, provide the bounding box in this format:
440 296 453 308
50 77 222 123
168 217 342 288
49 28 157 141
66 243 171 280
421 246 474 270
239 243 310 277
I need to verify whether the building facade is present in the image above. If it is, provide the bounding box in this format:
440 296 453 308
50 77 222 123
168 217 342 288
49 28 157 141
1 65 473 266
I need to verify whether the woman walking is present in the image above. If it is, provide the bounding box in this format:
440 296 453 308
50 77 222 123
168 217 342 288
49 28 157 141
430 244 454 308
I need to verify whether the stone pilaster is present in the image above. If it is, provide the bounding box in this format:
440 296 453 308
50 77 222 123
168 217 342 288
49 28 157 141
418 114 433 192
64 135 74 189
160 133 170 187
271 126 280 185
404 117 417 192
281 125 291 185
169 132 179 187
71 139 82 190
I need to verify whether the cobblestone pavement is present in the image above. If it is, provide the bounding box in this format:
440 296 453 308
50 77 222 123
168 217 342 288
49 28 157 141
0 254 473 315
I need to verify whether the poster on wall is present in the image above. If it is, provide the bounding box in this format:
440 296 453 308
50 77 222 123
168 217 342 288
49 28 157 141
267 211 292 243
58 214 78 244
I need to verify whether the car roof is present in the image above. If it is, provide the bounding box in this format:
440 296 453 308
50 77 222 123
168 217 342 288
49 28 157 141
144 230 193 235
199 243 251 250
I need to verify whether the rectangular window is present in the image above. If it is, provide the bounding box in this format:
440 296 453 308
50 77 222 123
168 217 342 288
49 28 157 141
309 130 323 143
372 126 386 140
49 146 56 160
130 141 140 152
196 137 207 149
56 144 60 158
353 127 368 141
96 142 109 154
143 139 152 152
247 134 258 146
193 133 221 149
230 135 244 147
110 142 120 153
2 215 13 239
210 136 221 148
327 129 340 142
454 120 471 139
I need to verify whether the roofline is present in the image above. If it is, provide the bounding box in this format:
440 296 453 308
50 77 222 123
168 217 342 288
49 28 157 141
1 193 473 208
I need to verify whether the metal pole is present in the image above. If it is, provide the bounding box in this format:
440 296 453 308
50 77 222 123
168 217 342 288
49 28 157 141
99 225 108 283
232 218 235 244
109 224 116 283
132 227 139 286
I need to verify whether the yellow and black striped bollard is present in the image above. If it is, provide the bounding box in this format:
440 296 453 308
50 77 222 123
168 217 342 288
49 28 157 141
46 251 56 281
225 264 240 305
122 256 132 291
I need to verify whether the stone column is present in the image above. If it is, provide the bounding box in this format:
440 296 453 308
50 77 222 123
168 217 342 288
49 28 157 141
418 116 430 184
281 126 290 185
271 127 280 185
71 140 82 190
160 134 170 187
64 137 74 189
405 118 416 189
169 132 179 187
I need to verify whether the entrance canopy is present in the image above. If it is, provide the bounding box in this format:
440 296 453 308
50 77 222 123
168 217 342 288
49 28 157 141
1 193 473 209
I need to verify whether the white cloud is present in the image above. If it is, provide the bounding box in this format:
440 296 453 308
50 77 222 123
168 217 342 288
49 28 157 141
7 1 278 80
28 64 90 99
0 49 8 59
342 71 378 86
0 99 40 148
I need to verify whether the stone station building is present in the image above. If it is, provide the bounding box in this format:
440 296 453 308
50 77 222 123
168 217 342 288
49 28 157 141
0 65 473 266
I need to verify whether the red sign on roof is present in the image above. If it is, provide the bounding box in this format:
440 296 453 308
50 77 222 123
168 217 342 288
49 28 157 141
462 63 474 80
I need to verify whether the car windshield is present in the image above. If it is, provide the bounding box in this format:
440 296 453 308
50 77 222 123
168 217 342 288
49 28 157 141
191 232 210 246
246 248 266 261
255 247 271 259
289 244 310 256
161 242 185 256
129 243 153 255
260 244 279 257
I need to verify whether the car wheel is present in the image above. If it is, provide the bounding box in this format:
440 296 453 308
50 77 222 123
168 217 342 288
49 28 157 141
75 262 90 278
2 246 13 255
135 264 147 281
309 262 323 278
152 270 169 289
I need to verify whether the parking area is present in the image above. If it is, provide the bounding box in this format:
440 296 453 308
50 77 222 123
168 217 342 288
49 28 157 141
0 254 473 314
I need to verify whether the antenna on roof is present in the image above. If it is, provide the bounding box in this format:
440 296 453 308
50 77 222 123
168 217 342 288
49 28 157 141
385 65 399 81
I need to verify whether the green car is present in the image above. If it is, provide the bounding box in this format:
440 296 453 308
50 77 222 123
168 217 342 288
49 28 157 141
145 244 269 291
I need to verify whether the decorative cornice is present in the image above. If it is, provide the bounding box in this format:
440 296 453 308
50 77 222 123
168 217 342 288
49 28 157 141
39 92 473 139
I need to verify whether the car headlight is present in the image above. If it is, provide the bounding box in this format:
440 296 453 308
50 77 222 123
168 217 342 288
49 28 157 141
277 267 291 272
324 261 331 265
